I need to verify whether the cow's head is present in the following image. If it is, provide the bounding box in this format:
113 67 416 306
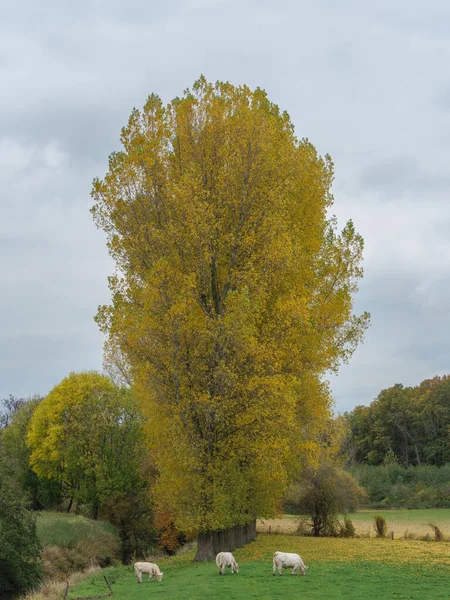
234 561 239 573
157 572 164 582
300 565 309 575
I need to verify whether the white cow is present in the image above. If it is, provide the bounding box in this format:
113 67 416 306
216 552 239 575
134 562 164 583
272 551 308 576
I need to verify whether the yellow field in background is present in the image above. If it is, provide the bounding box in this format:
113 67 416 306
243 533 450 567
257 511 450 538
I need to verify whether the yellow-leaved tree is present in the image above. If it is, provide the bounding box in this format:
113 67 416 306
91 77 369 559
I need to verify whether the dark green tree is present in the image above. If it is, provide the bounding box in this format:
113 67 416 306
1 396 59 509
346 375 450 467
0 458 42 594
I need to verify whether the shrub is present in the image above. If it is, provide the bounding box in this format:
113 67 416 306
295 519 310 536
36 512 120 578
428 523 444 541
373 515 387 538
288 462 366 536
0 460 42 594
41 532 119 578
340 517 356 538
154 509 187 554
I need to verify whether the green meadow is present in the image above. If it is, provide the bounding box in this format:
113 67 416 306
36 511 118 547
69 533 450 600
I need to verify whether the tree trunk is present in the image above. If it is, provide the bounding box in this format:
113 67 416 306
194 520 257 561
233 525 245 548
195 531 216 561
223 527 235 551
244 521 256 544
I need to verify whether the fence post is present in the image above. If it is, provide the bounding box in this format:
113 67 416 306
104 575 113 594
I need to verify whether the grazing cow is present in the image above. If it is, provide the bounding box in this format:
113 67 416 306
272 551 308 576
134 562 164 583
215 552 239 575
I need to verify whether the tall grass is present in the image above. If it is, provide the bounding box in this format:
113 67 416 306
20 565 100 600
37 512 117 547
36 512 120 577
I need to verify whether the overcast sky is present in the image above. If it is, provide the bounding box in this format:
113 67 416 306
2 0 449 413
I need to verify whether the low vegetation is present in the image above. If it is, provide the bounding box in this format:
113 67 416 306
284 462 366 536
349 463 450 509
0 463 42 595
37 512 120 578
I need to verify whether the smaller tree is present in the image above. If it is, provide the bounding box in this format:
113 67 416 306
27 372 144 517
0 395 26 430
1 396 59 509
287 462 366 536
27 372 156 560
0 458 42 594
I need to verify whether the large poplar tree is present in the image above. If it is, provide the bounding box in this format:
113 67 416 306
91 77 369 558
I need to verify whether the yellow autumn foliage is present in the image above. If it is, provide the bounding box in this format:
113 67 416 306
91 77 369 535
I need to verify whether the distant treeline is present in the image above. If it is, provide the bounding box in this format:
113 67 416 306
349 463 450 509
343 375 450 467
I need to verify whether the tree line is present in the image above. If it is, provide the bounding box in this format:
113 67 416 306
343 375 450 467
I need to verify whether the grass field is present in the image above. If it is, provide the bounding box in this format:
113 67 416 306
257 508 450 537
70 533 450 600
36 512 118 547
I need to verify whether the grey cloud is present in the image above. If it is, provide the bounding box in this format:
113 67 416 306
359 158 450 196
3 0 450 412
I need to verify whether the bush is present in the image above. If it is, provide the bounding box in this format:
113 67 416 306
41 533 119 578
428 523 444 541
0 461 42 594
154 509 187 555
36 512 120 578
340 517 356 538
373 515 387 538
287 462 366 536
